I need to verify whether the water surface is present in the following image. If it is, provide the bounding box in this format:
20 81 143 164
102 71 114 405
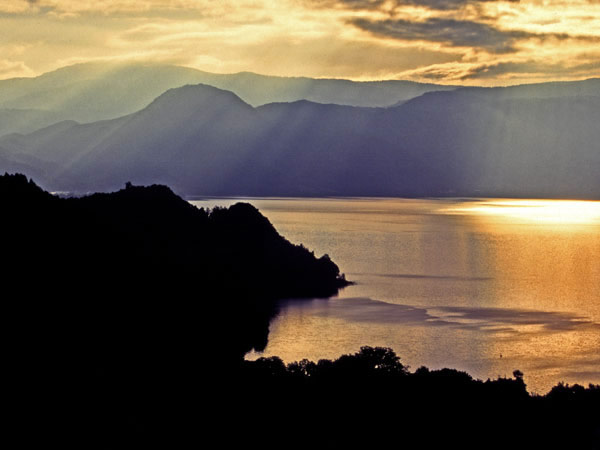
190 197 600 394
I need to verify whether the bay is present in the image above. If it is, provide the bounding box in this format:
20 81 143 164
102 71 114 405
190 197 600 394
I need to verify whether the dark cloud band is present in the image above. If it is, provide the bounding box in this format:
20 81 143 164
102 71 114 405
392 0 519 10
462 59 600 80
307 0 519 11
350 17 536 52
403 58 600 81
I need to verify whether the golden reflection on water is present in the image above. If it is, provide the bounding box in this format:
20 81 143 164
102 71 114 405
191 197 600 394
442 199 600 225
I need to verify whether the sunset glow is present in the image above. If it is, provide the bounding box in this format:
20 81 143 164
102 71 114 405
1 0 599 84
1 0 599 443
443 199 600 224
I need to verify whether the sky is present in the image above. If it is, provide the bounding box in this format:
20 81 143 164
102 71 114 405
0 0 599 85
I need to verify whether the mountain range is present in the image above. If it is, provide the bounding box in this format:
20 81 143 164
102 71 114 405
0 62 455 136
0 65 598 198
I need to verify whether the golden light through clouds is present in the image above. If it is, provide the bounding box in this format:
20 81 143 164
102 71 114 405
0 0 598 83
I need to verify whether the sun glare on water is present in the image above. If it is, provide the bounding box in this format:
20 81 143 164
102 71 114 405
442 199 600 225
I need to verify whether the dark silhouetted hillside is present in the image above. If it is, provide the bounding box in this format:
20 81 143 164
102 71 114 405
2 172 347 354
2 173 350 446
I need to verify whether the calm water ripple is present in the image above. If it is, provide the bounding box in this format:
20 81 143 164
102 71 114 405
190 197 600 394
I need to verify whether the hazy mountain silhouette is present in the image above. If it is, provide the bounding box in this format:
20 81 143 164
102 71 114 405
1 80 598 198
389 77 600 107
457 77 600 100
0 62 454 135
0 108 71 136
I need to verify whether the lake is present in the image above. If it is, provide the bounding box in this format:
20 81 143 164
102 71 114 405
189 197 600 394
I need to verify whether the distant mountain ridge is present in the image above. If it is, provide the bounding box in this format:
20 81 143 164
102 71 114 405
1 79 598 199
0 62 455 136
2 63 596 134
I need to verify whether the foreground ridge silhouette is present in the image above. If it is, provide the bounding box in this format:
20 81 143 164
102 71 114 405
1 173 597 449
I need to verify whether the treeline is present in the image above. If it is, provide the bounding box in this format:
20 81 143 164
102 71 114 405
237 347 599 448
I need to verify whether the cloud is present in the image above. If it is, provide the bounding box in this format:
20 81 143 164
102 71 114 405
350 17 541 52
460 59 600 79
0 1 216 16
0 0 599 84
308 0 387 9
398 55 600 81
398 0 520 9
306 0 520 11
0 59 34 78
